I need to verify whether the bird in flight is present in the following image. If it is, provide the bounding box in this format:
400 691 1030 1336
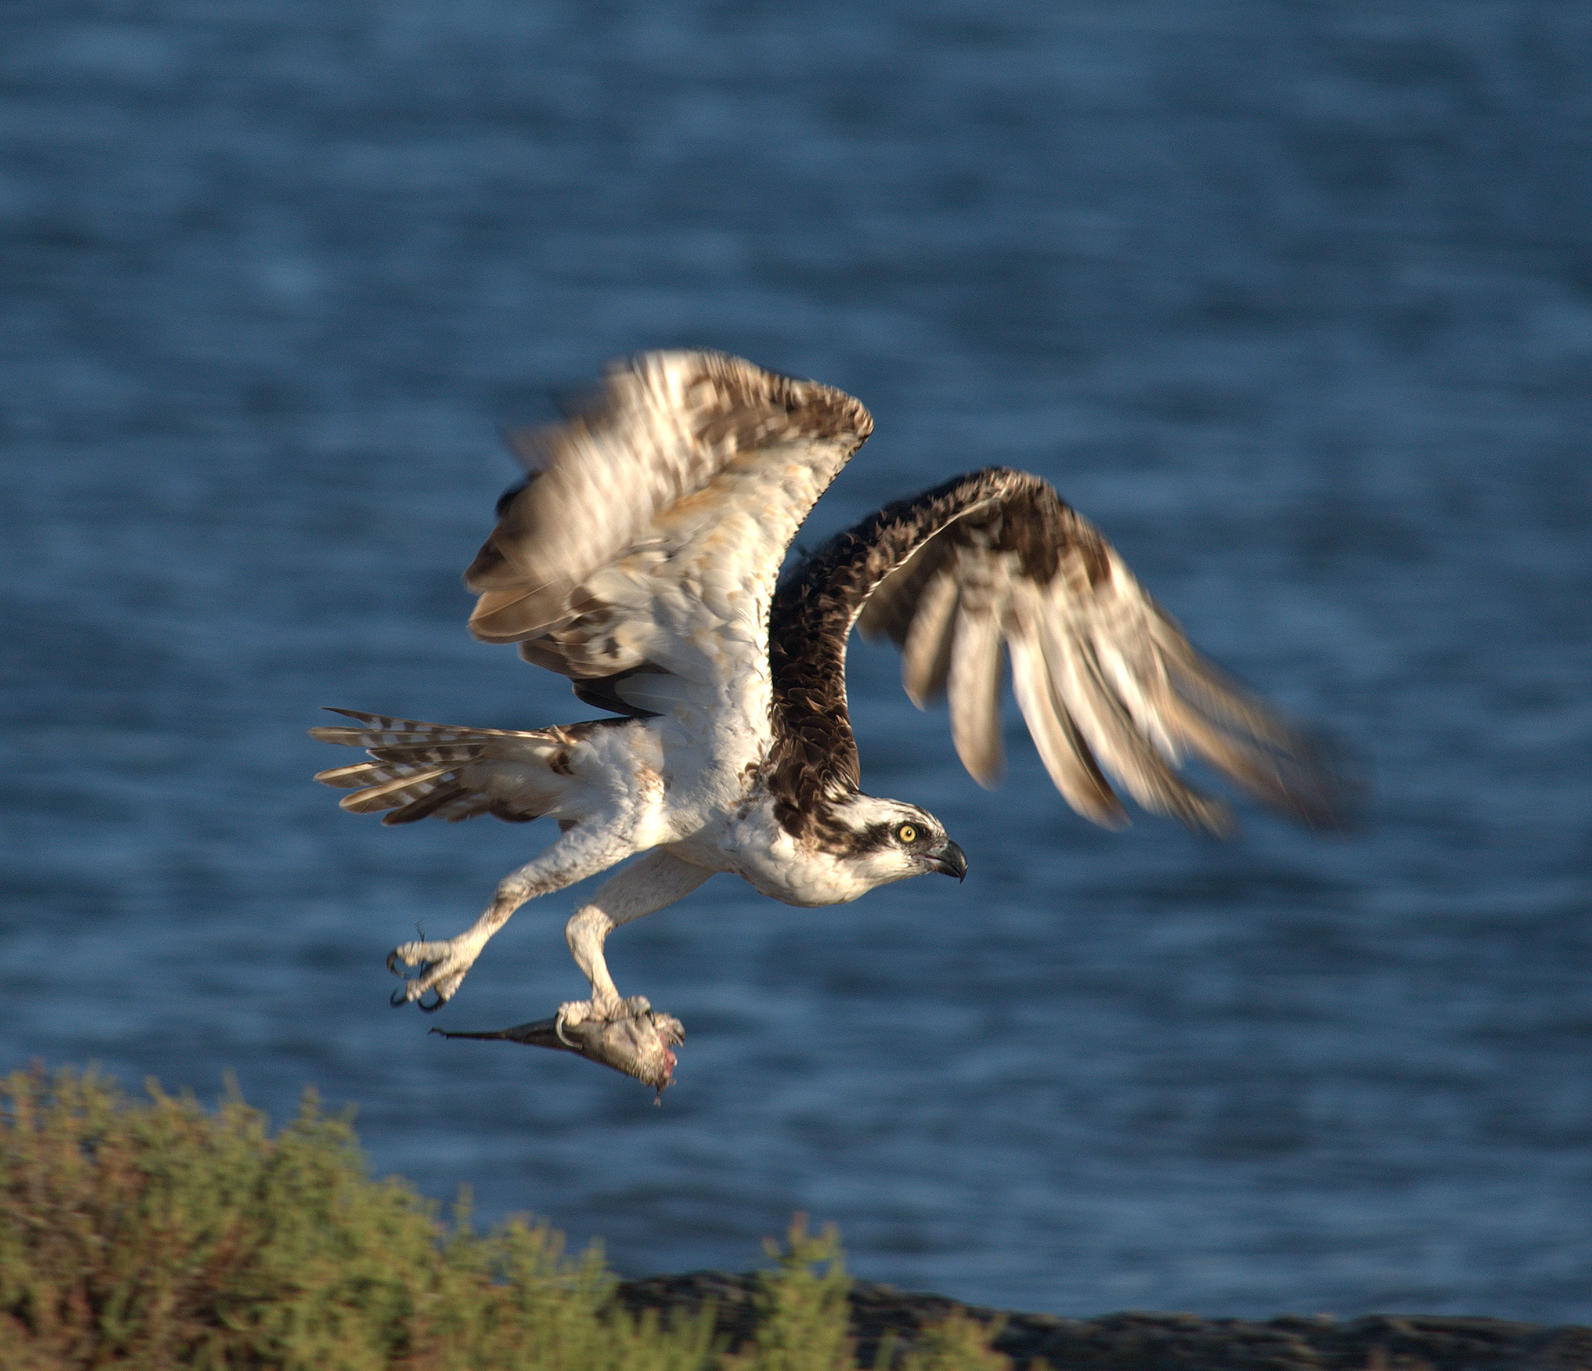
312 350 1343 1087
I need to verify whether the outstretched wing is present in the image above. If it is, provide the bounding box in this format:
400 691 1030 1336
769 467 1347 835
465 351 872 720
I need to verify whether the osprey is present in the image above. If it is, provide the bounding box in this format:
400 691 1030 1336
313 350 1342 1085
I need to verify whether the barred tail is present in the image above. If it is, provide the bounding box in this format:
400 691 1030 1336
309 709 576 826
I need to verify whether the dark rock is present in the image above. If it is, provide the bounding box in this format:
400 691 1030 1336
612 1271 1592 1370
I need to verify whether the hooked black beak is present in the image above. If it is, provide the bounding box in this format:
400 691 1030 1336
927 838 968 882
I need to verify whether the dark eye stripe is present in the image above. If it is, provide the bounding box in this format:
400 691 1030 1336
855 820 928 854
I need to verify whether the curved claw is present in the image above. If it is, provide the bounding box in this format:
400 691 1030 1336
389 975 450 1012
385 936 476 1011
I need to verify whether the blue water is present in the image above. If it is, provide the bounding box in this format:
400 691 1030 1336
4 0 1590 1324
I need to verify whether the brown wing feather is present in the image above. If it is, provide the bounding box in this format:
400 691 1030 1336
771 467 1349 836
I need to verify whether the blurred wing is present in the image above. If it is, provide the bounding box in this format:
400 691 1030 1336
465 350 872 717
774 467 1347 834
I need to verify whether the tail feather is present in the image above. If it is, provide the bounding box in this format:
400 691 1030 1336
332 764 462 815
309 709 570 826
381 781 487 825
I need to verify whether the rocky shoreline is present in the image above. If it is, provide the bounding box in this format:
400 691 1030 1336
615 1271 1592 1370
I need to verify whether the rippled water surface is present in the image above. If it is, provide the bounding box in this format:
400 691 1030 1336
4 0 1590 1322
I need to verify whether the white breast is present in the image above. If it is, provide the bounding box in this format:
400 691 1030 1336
667 797 872 909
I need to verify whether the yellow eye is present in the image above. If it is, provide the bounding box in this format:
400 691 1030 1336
896 823 918 844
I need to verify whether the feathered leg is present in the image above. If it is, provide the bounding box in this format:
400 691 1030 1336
388 822 640 1010
427 851 712 1093
558 850 713 1031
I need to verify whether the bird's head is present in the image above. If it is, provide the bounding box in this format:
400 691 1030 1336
818 793 968 892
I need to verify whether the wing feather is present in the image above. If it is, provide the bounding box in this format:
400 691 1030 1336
466 351 872 728
946 594 1005 787
899 566 959 706
1007 614 1127 827
772 466 1349 833
1044 616 1232 832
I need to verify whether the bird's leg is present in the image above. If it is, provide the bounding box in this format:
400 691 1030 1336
556 851 712 1035
388 824 634 1010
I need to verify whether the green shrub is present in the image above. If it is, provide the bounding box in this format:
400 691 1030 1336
0 1067 1010 1370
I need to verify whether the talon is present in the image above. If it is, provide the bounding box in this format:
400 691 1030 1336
384 936 478 1010
555 999 589 1046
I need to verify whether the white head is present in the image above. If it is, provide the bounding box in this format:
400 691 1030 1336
817 792 968 892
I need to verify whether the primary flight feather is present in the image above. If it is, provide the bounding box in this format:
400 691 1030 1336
312 350 1345 1082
